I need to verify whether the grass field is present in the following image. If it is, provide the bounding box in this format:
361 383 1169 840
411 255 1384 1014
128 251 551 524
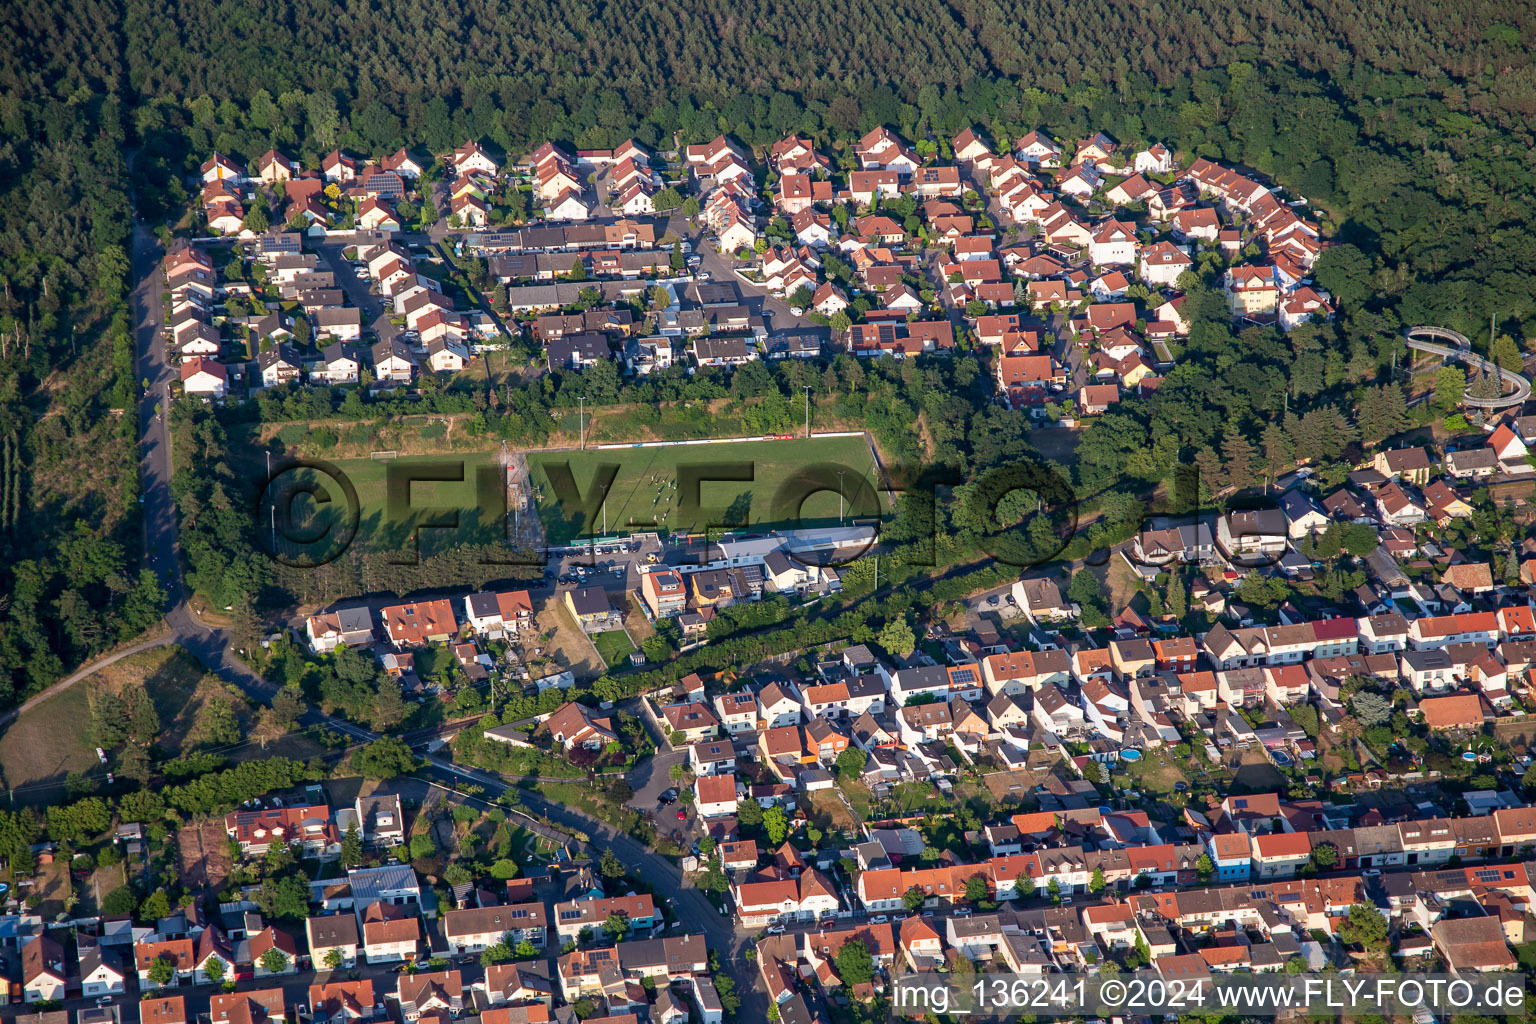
0 684 97 806
592 629 637 668
0 647 222 806
256 436 882 557
264 451 507 558
525 436 882 544
0 647 327 807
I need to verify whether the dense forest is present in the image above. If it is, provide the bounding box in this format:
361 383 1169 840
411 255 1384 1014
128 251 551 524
0 0 160 707
120 0 1536 339
4 0 1536 706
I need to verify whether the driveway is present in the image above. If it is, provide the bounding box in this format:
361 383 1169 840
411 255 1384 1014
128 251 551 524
966 582 1020 618
1049 311 1087 390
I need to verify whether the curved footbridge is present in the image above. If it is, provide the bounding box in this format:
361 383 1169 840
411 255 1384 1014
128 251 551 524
1404 325 1531 409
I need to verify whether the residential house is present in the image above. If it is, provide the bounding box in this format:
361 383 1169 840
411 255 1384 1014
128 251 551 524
1252 832 1312 878
209 990 286 1024
134 939 195 990
225 805 341 858
641 570 687 619
1418 693 1490 732
1431 916 1518 974
1216 509 1288 564
313 342 362 385
79 946 127 998
444 905 548 954
1277 491 1329 539
22 936 66 1004
1373 447 1433 486
426 337 470 373
305 607 374 654
309 980 380 1024
371 339 416 383
1088 220 1138 266
695 774 739 819
180 357 228 400
360 904 420 964
1135 143 1176 175
536 702 618 752
381 599 458 647
463 590 534 638
733 870 840 928
395 970 464 1021
1138 241 1192 287
1375 481 1427 527
140 998 188 1024
306 914 361 970
354 793 406 848
758 682 803 728
564 587 622 633
713 692 759 735
1012 577 1074 624
551 894 658 942
663 703 720 744
480 964 556 1008
257 344 304 389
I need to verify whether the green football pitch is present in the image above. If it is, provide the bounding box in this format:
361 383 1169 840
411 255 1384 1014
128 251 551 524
525 436 883 544
262 436 884 557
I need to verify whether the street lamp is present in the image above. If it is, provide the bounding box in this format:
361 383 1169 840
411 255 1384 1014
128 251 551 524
837 469 846 525
803 385 813 439
577 395 585 450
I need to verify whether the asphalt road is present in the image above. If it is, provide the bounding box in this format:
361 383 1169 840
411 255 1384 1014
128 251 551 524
414 755 763 1016
661 213 811 332
0 203 780 1024
132 217 181 607
124 208 766 1019
314 241 397 343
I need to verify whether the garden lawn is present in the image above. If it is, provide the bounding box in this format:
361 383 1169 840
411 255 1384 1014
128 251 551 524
592 630 637 668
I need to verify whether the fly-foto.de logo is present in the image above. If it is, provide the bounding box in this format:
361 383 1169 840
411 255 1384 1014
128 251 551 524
255 454 1281 572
